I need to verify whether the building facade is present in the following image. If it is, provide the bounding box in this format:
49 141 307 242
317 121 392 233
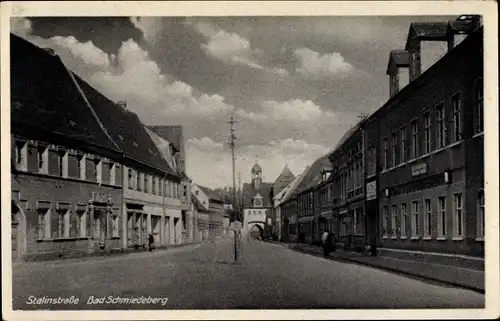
191 184 225 240
242 163 273 239
329 125 367 249
10 34 124 260
72 75 184 250
365 17 484 256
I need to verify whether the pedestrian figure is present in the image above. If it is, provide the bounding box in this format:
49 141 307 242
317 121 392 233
148 233 155 252
322 230 332 257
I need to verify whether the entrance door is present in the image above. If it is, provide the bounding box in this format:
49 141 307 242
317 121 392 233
94 210 106 243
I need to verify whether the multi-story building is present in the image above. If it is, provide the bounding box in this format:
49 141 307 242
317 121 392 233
290 155 331 244
191 184 225 240
364 16 484 256
10 34 124 260
147 126 194 243
270 165 295 238
274 167 308 241
313 167 334 241
328 124 367 249
72 75 184 250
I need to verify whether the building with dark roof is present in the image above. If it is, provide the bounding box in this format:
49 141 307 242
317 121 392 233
364 17 484 256
10 33 124 260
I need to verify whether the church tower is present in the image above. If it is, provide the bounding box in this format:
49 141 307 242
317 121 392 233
251 161 262 191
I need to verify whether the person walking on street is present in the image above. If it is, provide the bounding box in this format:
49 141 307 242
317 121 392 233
148 233 155 252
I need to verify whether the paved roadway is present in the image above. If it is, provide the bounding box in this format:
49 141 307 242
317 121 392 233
12 237 484 310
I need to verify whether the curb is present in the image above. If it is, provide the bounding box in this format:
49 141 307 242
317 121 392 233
19 241 206 263
289 245 485 294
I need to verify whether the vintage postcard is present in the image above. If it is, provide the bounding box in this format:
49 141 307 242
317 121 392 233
1 1 499 320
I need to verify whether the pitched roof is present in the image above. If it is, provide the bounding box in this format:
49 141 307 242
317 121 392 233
275 167 309 206
147 125 183 152
273 165 295 196
290 155 331 197
405 21 449 50
447 20 477 34
192 194 209 213
198 185 223 203
242 182 273 208
386 50 410 74
10 34 119 154
72 73 177 176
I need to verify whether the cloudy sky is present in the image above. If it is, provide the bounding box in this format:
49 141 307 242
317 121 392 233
11 15 454 188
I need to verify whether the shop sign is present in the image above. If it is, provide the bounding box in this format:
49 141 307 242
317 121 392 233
412 162 428 177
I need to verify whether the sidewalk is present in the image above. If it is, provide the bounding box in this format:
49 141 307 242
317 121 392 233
269 241 484 293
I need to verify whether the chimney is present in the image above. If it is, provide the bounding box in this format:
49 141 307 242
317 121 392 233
117 100 127 110
386 50 410 98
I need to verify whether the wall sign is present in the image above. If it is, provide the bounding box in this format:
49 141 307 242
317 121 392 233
366 181 377 201
411 163 428 177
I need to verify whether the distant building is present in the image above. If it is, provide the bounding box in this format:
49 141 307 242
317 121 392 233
191 184 225 240
147 126 194 243
242 162 274 239
270 165 295 239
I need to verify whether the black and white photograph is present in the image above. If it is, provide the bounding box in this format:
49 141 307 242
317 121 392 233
1 1 499 320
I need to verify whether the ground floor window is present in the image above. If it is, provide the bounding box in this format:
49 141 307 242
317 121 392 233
478 190 485 238
411 201 420 237
424 199 432 237
382 206 388 237
391 205 398 237
400 203 407 237
354 208 364 235
57 210 70 238
77 211 87 237
112 215 119 237
454 193 464 237
38 209 51 239
438 196 447 237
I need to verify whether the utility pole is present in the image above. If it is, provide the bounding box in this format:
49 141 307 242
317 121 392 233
227 114 239 262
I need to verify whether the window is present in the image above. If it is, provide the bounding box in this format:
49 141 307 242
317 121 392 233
391 205 398 237
438 196 447 237
145 175 150 193
400 127 407 163
68 154 80 178
452 94 462 142
58 210 69 238
382 206 389 237
15 142 23 167
454 193 464 237
152 177 157 195
436 103 446 148
137 173 143 192
58 152 65 177
411 120 419 159
128 169 134 190
423 112 431 154
411 201 420 237
37 147 47 174
85 158 98 182
400 203 407 237
391 132 397 167
382 138 388 170
424 199 432 237
478 191 485 238
112 215 119 237
102 162 112 184
76 210 87 237
474 79 484 133
38 209 51 239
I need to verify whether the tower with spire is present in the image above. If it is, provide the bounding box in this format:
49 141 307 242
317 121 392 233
251 160 262 191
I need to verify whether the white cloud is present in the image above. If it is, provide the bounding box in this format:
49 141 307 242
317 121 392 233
51 36 113 70
186 136 329 188
238 99 337 126
294 47 353 78
193 21 288 76
129 17 163 44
